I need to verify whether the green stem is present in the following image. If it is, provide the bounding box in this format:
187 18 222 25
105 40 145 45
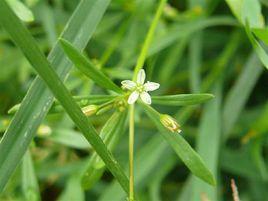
127 1 167 199
132 0 167 80
129 104 135 200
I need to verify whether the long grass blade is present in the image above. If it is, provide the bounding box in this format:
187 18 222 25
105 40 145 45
81 111 127 189
222 53 263 138
191 86 221 201
22 150 40 201
0 0 131 194
0 0 117 192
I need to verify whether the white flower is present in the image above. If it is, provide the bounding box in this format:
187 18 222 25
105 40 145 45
121 69 160 105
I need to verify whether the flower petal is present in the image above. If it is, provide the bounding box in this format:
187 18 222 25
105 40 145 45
121 80 136 90
144 81 160 91
128 91 139 104
140 91 151 105
137 69 146 84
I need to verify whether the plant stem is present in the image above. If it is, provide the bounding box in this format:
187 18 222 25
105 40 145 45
127 1 167 199
132 0 167 80
129 104 135 200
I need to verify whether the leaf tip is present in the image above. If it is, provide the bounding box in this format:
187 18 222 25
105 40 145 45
207 93 215 99
206 172 216 186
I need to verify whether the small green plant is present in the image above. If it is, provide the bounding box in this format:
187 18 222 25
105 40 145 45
1 0 268 200
58 0 215 199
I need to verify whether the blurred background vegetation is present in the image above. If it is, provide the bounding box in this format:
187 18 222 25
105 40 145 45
0 0 268 200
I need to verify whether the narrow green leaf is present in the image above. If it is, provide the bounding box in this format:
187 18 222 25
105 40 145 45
201 30 241 91
227 0 268 70
0 0 131 195
159 38 188 84
57 176 85 201
251 102 268 134
37 2 57 46
70 95 117 105
223 53 263 138
48 129 90 149
7 0 34 22
226 0 264 28
9 95 117 114
99 107 198 200
225 0 243 23
176 177 193 201
149 156 176 201
251 139 268 181
152 94 214 106
99 135 169 201
221 147 262 179
81 111 127 189
59 38 123 94
241 0 264 28
189 33 202 93
124 16 237 68
142 104 216 186
22 150 40 201
252 28 268 46
0 0 111 191
192 86 221 201
245 24 268 70
188 0 204 93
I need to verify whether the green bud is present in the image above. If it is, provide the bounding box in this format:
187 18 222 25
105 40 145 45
160 114 181 133
82 105 99 116
114 99 127 112
37 125 52 136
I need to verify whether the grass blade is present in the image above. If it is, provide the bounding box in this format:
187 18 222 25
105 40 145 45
7 0 34 22
0 0 132 194
81 111 127 189
0 0 131 195
9 95 117 114
0 0 115 192
48 129 90 149
222 53 263 138
252 28 268 46
22 150 40 201
152 94 214 106
57 176 85 201
192 86 221 201
59 38 123 94
245 24 268 70
226 0 264 27
99 135 169 201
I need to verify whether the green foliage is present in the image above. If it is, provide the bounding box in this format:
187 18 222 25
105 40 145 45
152 94 214 106
59 39 123 94
0 0 130 195
0 0 268 200
143 104 215 186
7 0 34 22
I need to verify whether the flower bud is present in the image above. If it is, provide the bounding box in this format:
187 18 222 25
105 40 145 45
82 105 99 116
160 114 181 133
37 125 52 136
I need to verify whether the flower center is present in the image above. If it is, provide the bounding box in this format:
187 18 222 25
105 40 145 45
136 84 144 93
